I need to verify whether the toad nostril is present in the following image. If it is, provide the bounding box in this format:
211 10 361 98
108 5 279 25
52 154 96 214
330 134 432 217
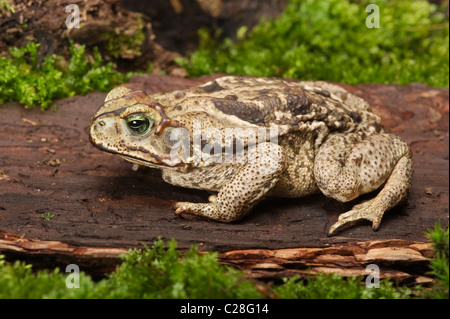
98 120 105 126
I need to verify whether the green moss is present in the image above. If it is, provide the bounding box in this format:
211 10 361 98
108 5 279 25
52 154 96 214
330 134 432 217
274 273 411 299
179 0 449 87
0 0 15 14
0 239 262 299
0 41 131 111
426 223 449 299
0 255 97 299
94 239 262 299
104 15 145 59
40 212 54 221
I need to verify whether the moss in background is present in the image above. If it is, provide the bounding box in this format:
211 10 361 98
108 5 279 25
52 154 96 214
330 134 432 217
0 41 131 111
178 0 449 87
0 0 15 14
104 15 146 59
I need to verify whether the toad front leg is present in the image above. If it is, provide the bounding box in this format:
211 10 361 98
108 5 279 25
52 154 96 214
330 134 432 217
314 132 413 236
174 143 286 222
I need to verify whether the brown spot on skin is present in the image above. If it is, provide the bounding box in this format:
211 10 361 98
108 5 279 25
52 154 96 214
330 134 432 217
202 81 225 93
286 95 312 115
347 111 362 123
224 94 238 101
212 98 265 125
173 90 187 99
202 142 221 156
314 89 331 97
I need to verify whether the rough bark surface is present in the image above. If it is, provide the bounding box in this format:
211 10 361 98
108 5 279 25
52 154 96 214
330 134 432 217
0 74 448 281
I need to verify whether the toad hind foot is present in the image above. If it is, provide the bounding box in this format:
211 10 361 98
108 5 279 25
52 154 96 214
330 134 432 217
327 198 382 236
318 134 413 236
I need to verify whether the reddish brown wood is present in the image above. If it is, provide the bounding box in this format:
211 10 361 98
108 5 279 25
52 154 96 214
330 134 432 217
0 233 434 283
0 74 448 279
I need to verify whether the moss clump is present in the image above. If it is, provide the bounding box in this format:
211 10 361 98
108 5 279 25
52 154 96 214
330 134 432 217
0 0 15 14
0 41 131 110
104 15 146 59
426 223 449 299
274 274 410 299
178 0 449 87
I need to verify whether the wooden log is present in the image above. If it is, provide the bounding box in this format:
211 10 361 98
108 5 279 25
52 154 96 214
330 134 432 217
0 233 434 284
0 74 448 280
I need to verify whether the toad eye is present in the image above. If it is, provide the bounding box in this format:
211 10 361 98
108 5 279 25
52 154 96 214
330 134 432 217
126 115 154 135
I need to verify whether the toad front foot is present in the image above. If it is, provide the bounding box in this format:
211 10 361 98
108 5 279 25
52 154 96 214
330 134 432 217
174 201 218 220
174 142 285 223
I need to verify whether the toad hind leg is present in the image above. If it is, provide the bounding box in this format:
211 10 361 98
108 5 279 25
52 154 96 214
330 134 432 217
174 142 285 222
314 133 413 236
